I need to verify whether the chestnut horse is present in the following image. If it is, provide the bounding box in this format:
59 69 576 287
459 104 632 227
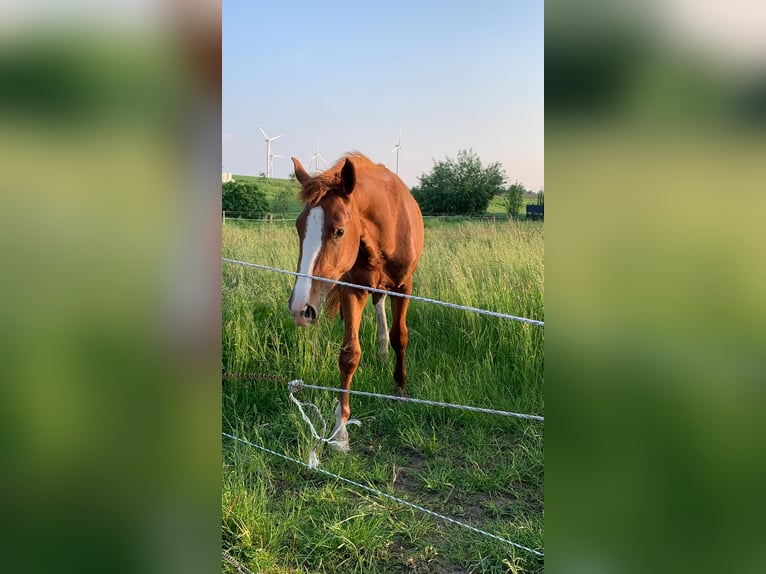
288 152 424 451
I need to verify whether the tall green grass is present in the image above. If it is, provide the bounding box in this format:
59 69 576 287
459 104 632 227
222 218 544 573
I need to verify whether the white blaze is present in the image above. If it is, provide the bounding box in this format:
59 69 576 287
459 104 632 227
291 206 323 311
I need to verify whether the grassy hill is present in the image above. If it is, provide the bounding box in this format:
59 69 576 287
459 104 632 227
232 175 299 197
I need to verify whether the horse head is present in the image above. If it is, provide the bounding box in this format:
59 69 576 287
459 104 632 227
288 156 362 327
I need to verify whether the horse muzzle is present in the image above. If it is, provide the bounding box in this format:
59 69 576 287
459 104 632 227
291 303 317 327
288 275 325 326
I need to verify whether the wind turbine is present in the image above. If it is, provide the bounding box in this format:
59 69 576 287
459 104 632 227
308 139 327 174
391 126 410 175
269 153 284 179
258 124 284 178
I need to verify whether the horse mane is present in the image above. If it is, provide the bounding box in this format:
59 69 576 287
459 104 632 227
299 152 376 207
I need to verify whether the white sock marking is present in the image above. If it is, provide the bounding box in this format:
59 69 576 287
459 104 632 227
375 296 389 359
330 402 349 451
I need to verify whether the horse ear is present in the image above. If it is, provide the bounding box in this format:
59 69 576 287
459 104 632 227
340 158 356 195
292 157 310 184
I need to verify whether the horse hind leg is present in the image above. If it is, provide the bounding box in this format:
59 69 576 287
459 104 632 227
389 285 412 397
373 293 389 361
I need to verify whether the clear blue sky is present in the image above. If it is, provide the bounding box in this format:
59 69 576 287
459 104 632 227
223 1 543 191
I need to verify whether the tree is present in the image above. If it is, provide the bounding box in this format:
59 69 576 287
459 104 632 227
412 149 506 216
504 182 526 218
222 180 269 217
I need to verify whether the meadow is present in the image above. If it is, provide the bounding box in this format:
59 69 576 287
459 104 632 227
222 217 545 573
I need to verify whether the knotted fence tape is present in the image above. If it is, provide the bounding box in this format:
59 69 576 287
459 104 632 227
287 379 360 467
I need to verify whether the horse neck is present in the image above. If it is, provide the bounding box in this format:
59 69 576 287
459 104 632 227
354 177 393 217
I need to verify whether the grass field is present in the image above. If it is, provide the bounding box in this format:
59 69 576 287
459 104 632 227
222 217 544 573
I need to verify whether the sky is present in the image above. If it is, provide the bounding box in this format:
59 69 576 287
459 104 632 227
222 1 543 191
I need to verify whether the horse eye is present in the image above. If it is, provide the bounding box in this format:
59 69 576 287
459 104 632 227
333 228 345 239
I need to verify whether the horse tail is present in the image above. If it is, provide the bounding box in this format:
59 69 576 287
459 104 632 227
324 285 342 320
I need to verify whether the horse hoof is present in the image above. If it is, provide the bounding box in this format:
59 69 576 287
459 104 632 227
329 424 350 452
328 440 350 452
395 387 408 398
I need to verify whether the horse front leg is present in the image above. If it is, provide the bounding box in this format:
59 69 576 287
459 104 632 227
330 287 368 451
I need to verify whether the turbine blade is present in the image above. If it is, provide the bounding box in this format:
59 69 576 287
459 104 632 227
258 125 269 138
271 134 285 141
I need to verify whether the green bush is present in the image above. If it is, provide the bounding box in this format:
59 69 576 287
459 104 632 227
222 180 269 217
270 189 300 216
412 149 506 216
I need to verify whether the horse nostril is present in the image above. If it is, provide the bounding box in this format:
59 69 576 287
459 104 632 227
303 305 317 322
